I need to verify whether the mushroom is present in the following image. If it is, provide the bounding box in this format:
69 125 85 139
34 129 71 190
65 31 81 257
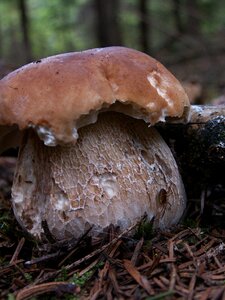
0 47 189 241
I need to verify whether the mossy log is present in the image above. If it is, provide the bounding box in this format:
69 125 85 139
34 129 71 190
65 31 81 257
158 105 225 198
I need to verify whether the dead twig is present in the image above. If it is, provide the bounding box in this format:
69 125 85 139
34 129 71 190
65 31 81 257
16 281 80 300
123 259 152 295
64 217 144 273
10 237 25 264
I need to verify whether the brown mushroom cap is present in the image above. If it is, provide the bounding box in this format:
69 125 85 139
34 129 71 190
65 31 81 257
0 47 189 146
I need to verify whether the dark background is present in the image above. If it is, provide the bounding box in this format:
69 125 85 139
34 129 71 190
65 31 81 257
0 0 225 102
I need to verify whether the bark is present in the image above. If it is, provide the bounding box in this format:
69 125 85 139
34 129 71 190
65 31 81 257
18 0 32 62
0 20 2 57
158 105 225 197
94 0 122 46
186 0 201 35
171 0 184 34
138 0 151 53
166 105 225 124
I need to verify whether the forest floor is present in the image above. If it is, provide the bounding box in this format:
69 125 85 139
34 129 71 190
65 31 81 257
0 156 225 300
1 42 225 298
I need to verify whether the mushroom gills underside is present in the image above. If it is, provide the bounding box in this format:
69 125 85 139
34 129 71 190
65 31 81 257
11 112 186 240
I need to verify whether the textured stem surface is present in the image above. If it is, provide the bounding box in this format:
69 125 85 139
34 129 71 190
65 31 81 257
12 113 186 240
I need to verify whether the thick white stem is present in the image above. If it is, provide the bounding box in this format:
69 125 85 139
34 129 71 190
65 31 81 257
12 113 186 240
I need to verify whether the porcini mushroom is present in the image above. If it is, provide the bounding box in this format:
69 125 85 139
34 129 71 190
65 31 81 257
0 47 189 240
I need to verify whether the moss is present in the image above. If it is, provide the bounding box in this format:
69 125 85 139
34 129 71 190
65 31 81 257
134 219 154 240
71 270 93 288
55 268 68 282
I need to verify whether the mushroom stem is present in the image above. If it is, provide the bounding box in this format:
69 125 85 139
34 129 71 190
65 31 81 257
11 113 186 240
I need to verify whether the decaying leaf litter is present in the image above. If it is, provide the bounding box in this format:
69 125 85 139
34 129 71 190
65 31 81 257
0 157 225 299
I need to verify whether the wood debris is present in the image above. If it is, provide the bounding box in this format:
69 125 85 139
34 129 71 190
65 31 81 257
0 156 225 299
